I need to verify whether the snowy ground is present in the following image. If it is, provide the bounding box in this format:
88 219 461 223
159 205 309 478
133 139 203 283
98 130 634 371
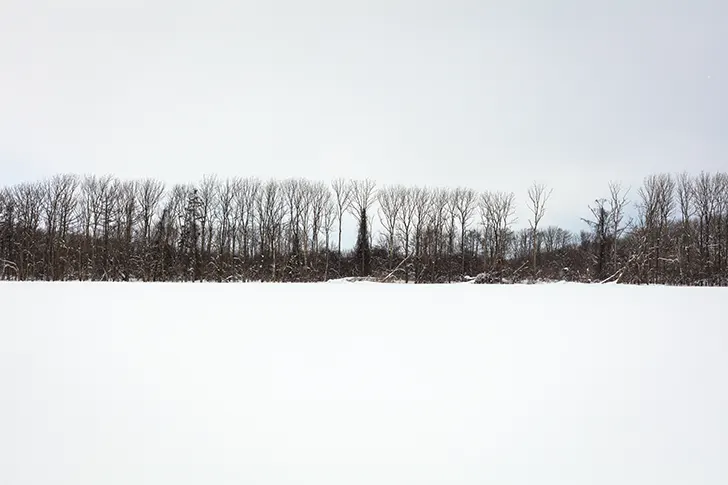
1 282 727 485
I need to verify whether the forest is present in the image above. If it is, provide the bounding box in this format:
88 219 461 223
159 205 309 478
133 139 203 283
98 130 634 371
1 171 727 285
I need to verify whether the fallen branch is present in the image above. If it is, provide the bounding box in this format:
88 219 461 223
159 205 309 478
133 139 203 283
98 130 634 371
600 268 625 284
511 261 529 281
381 255 412 283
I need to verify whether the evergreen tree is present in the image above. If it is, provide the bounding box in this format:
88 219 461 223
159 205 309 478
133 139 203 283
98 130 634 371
180 189 202 280
354 207 371 276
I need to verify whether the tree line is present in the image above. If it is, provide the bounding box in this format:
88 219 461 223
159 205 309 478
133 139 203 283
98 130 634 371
0 171 727 285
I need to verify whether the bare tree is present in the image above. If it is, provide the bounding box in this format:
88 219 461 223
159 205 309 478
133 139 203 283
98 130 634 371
164 183 192 279
257 180 286 280
582 199 611 279
452 187 477 276
608 181 630 274
411 187 432 282
215 178 237 279
637 174 675 283
716 173 728 277
513 228 532 262
349 179 378 257
298 180 314 267
137 179 165 244
349 179 377 219
479 191 516 271
280 178 314 273
542 226 555 254
13 182 42 279
322 196 337 280
527 182 552 277
117 180 138 279
692 172 716 275
77 175 99 279
427 188 451 282
0 188 17 279
309 181 330 259
330 178 352 268
675 173 693 281
98 176 120 279
377 185 405 269
135 179 165 279
397 188 417 282
234 177 260 271
198 174 218 260
42 174 79 280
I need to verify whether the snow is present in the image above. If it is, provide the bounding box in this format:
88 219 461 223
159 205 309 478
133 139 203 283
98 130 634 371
1 282 727 485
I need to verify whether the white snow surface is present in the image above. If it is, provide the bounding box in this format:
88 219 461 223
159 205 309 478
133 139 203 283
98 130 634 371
1 282 727 485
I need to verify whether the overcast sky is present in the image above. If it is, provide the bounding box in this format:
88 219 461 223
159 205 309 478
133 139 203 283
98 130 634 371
1 0 726 229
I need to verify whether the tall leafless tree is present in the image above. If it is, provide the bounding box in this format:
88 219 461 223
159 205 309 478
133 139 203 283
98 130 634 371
377 185 405 269
527 182 552 277
453 187 477 277
480 191 516 271
331 178 352 269
608 181 630 274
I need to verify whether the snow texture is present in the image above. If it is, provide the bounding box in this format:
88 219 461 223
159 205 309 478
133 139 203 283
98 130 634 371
1 282 727 485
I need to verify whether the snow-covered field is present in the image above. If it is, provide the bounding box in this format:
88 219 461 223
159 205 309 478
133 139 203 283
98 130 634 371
1 282 727 485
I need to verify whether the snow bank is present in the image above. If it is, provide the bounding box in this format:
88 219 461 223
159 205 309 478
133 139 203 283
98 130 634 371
1 282 727 484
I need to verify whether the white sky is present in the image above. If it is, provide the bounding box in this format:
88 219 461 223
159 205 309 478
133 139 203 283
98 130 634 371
1 0 727 230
